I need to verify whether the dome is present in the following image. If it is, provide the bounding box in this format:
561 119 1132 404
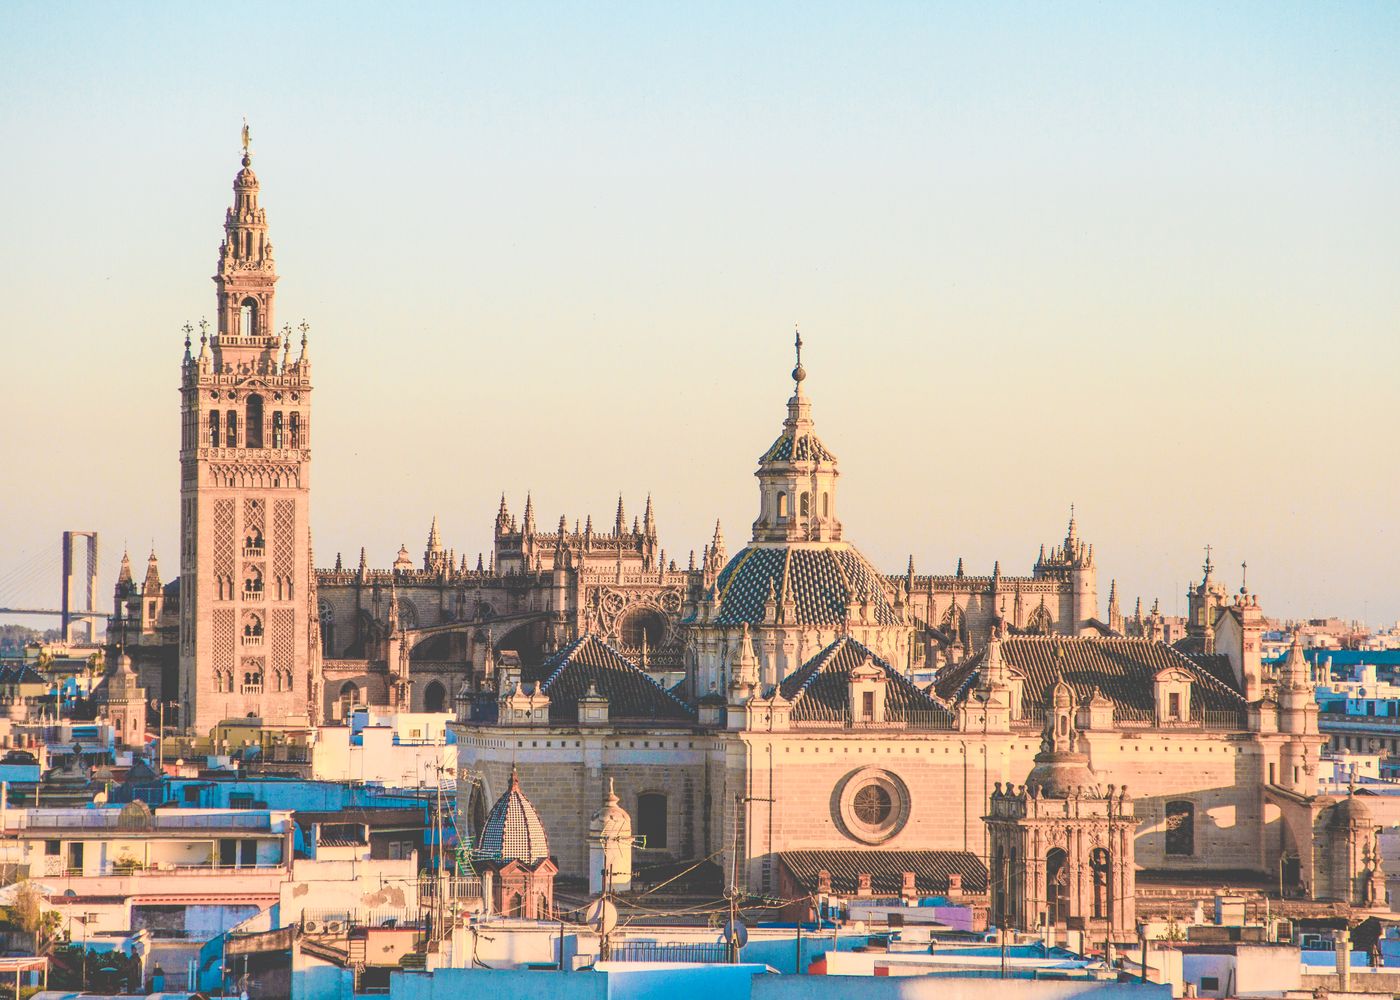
1330 792 1373 829
235 155 258 189
589 778 632 840
476 768 550 864
1024 753 1101 799
711 543 900 628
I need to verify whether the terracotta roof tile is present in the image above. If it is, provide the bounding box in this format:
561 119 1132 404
779 636 954 725
779 850 987 895
526 635 695 724
934 636 1247 724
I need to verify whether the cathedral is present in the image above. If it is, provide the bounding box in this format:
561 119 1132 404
107 142 1388 937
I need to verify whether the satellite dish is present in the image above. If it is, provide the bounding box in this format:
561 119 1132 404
584 897 618 935
723 919 748 949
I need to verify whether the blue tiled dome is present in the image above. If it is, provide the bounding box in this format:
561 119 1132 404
712 544 901 627
475 768 550 864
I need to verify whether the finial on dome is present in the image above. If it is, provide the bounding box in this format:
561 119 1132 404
792 326 806 386
241 117 251 166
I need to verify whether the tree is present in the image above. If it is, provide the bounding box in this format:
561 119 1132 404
9 880 44 953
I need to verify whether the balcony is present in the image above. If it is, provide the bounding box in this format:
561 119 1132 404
243 546 265 558
241 633 264 646
242 684 264 695
242 588 265 602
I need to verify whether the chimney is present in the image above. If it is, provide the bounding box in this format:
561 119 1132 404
901 871 917 901
1337 928 1352 993
857 873 872 896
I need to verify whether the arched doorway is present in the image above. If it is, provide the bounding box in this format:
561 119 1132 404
423 680 447 713
339 681 359 719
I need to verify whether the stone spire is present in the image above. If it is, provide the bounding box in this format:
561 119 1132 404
495 494 511 536
427 515 442 551
116 548 134 593
614 494 626 536
522 494 536 535
142 549 162 596
213 123 280 373
1107 579 1123 634
643 494 656 537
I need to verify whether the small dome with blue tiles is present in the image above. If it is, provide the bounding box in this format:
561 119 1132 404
712 544 901 628
476 767 551 864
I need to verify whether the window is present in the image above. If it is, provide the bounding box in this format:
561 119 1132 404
1166 800 1194 856
822 493 829 517
1046 848 1068 925
1168 692 1181 719
853 783 891 824
209 411 220 447
226 410 238 447
245 395 263 448
1200 978 1219 993
637 792 667 849
776 491 788 520
271 411 283 448
861 690 875 720
1090 847 1112 918
230 793 254 809
423 680 447 713
44 840 60 856
289 413 301 448
239 297 258 335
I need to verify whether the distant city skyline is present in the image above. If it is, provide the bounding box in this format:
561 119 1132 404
2 2 1398 624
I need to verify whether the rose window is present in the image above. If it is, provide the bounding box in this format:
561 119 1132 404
853 784 892 825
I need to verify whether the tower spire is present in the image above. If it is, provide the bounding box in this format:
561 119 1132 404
213 124 279 371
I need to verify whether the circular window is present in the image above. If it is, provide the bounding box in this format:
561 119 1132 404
835 767 910 845
853 784 892 825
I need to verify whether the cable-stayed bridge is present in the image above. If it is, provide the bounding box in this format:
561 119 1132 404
0 531 104 642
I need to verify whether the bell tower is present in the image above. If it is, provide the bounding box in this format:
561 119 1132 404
178 127 320 735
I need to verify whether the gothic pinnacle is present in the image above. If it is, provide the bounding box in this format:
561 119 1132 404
358 547 367 571
615 494 626 535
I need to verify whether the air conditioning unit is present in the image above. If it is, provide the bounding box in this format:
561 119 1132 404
302 919 321 935
326 920 345 934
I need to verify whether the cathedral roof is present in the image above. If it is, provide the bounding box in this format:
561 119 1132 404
525 634 695 724
935 635 1247 724
475 768 550 864
778 849 987 896
779 636 954 725
711 545 901 627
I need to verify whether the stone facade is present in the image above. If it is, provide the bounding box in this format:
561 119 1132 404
177 141 320 735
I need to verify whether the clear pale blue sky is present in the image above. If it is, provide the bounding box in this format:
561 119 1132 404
2 2 1398 626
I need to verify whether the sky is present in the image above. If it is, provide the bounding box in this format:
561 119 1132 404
1 2 1398 628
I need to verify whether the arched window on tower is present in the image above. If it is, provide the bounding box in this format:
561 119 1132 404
226 410 238 448
271 411 284 448
800 492 810 518
776 491 789 521
245 395 264 449
209 411 220 448
424 680 447 713
289 413 301 448
1090 847 1112 918
822 493 830 517
239 297 258 336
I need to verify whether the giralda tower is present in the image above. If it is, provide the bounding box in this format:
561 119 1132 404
178 131 321 734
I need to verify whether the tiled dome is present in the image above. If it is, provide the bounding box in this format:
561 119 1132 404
475 768 550 864
711 544 901 627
